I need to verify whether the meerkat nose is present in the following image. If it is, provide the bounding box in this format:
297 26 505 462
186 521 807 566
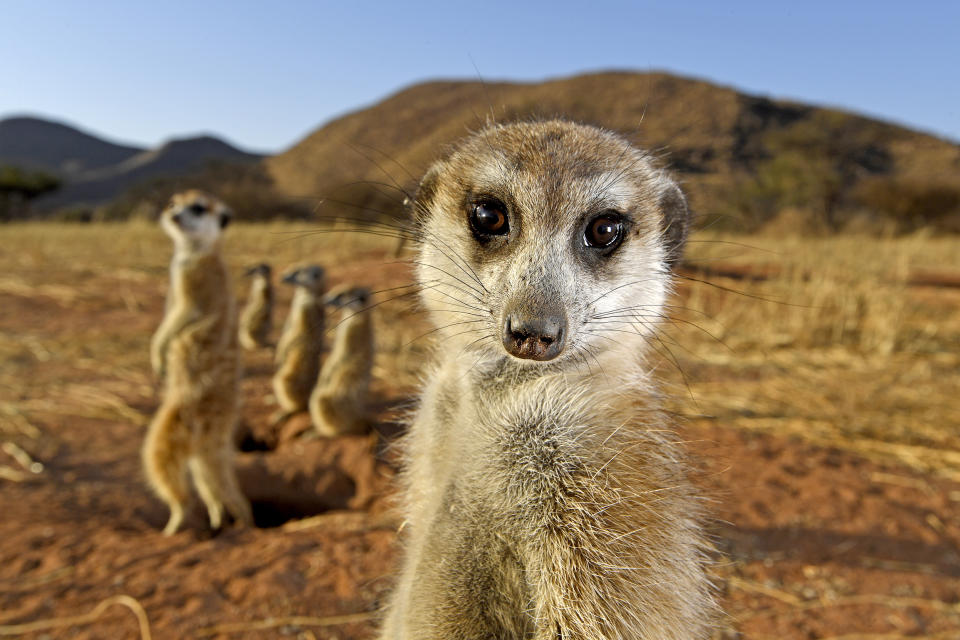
502 311 567 361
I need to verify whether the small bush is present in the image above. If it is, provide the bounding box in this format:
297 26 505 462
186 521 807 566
853 178 960 232
0 165 61 220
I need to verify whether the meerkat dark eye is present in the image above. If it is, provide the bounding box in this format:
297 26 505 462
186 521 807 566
469 200 509 238
584 212 624 250
189 203 207 215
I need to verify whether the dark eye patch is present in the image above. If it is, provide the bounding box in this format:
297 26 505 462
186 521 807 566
189 203 207 215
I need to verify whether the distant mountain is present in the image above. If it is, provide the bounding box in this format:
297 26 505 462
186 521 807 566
38 135 263 209
0 116 144 177
0 115 264 212
266 71 960 232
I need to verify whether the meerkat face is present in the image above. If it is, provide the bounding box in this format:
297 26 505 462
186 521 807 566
325 286 371 311
245 263 272 279
160 189 233 253
412 120 690 369
282 265 325 294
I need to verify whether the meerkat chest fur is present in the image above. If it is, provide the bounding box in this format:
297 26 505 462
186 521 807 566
244 272 273 317
384 121 713 639
279 287 323 349
170 253 235 341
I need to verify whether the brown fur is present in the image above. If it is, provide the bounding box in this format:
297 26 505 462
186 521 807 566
238 264 273 349
309 286 373 436
272 265 325 417
144 190 252 535
379 122 716 638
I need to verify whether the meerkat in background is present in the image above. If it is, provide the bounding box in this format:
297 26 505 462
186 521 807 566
145 189 253 536
272 265 325 419
309 285 374 436
378 121 715 639
238 263 273 349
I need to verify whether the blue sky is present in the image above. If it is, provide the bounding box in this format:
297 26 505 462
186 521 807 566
3 1 957 152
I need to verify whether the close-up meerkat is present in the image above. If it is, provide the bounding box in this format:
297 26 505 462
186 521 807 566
379 120 714 638
144 189 253 536
238 263 274 349
309 285 374 437
272 265 326 419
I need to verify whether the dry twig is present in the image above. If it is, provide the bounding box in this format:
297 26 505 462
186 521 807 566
0 594 152 639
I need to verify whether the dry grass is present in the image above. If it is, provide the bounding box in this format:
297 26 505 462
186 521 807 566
661 232 960 478
1 222 958 481
1 221 958 638
0 221 427 485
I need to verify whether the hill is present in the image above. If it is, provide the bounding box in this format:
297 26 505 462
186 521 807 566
0 116 144 177
38 135 263 209
266 71 960 232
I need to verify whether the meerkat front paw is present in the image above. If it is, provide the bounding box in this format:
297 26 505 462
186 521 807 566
150 350 166 379
150 336 167 378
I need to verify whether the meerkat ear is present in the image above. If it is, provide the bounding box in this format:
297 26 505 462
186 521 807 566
658 181 691 269
410 161 445 221
219 210 233 229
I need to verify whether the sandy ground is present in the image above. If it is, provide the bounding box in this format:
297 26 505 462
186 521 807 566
0 224 958 639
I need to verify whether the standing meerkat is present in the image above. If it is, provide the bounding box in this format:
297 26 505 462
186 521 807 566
379 120 715 638
238 263 274 349
309 285 374 436
272 265 325 418
145 189 253 536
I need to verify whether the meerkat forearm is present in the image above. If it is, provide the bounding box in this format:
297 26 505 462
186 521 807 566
150 307 198 376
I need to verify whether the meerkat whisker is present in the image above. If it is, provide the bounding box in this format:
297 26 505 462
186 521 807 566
344 142 418 196
406 261 487 301
402 318 489 350
417 287 489 314
319 282 465 338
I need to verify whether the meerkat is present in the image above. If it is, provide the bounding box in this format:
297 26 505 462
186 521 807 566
145 189 253 536
272 265 325 419
309 285 374 436
378 120 715 639
238 263 273 349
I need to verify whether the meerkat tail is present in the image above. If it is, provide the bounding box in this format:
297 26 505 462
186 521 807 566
143 401 191 536
188 444 252 529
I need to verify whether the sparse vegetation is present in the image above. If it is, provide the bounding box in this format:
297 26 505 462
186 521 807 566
670 232 960 479
262 73 960 235
0 165 60 220
1 224 958 638
96 162 312 222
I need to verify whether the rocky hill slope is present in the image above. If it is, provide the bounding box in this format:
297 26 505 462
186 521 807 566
266 72 960 231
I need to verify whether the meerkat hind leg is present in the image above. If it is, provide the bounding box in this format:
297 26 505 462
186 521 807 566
143 402 192 536
188 456 226 530
189 433 253 529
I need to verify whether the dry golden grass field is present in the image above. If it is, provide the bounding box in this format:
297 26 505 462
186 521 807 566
0 221 958 639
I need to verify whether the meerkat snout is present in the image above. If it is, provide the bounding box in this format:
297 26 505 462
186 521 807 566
160 191 232 254
502 308 567 360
